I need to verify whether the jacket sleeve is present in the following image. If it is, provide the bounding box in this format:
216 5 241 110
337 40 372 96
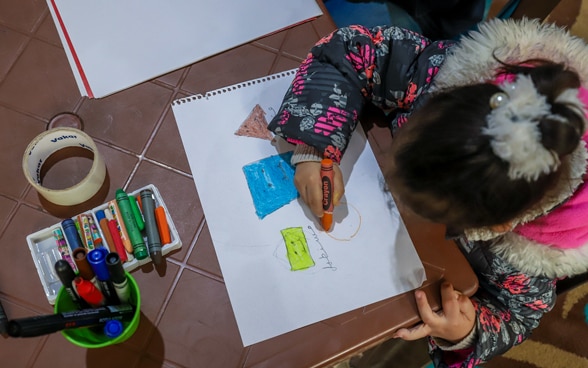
267 25 454 163
429 255 558 367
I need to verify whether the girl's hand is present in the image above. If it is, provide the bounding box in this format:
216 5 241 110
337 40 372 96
393 282 476 344
294 161 344 218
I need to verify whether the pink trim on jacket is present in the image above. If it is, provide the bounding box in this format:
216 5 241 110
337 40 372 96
513 87 588 249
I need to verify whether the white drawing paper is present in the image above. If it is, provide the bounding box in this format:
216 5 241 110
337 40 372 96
46 0 323 98
171 70 426 346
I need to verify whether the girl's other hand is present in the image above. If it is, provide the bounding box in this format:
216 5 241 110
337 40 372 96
392 282 476 344
294 161 344 218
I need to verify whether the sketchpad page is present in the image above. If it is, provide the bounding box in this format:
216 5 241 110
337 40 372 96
46 0 322 98
171 70 426 347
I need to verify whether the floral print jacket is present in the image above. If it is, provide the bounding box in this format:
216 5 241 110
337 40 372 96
432 237 557 368
267 24 558 367
268 25 452 163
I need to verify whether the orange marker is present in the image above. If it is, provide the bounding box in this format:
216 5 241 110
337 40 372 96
107 200 134 255
154 206 172 245
321 158 334 232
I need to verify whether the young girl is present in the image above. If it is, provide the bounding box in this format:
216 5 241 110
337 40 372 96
267 18 588 367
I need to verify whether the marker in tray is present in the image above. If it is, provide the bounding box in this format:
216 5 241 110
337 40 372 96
53 228 77 272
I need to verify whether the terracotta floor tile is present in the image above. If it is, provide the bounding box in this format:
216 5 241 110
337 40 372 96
154 68 186 89
33 12 61 46
144 107 192 174
0 205 60 313
0 107 45 198
0 0 46 33
0 24 29 81
181 44 277 95
0 300 46 367
187 221 222 278
0 196 17 229
151 269 244 368
77 83 174 154
0 38 81 117
280 21 321 59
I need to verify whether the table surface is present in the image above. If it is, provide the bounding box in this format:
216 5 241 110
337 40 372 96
0 1 477 367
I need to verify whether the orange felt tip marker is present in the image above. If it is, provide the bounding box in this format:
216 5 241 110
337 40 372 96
154 206 172 245
321 158 334 232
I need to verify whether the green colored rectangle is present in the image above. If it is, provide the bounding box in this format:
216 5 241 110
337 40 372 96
281 227 315 271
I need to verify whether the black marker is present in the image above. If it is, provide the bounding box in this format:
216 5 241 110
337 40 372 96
6 304 134 338
105 252 131 304
54 260 88 309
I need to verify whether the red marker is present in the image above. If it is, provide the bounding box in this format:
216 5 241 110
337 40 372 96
321 158 334 231
107 219 129 262
74 276 105 308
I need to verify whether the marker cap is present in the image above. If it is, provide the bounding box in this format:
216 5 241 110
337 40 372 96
105 252 126 284
73 248 95 280
87 248 110 281
61 218 83 250
54 259 77 286
104 319 124 338
74 277 104 307
95 209 106 222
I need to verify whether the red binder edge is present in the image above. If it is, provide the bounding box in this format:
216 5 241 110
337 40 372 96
49 0 94 98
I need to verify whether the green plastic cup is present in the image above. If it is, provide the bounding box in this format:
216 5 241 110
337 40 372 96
53 272 141 348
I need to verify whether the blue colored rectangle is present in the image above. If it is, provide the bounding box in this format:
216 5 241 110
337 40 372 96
242 151 298 219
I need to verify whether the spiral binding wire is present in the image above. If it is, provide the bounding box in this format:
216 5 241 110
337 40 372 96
172 69 298 106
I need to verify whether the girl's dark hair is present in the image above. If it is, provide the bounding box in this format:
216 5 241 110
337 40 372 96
386 60 585 231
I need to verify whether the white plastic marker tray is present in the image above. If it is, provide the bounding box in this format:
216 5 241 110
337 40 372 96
26 184 181 304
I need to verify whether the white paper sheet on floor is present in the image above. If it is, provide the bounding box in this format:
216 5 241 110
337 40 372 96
46 0 322 98
171 69 426 346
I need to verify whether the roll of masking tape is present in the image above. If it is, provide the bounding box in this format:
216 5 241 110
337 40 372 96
22 128 106 206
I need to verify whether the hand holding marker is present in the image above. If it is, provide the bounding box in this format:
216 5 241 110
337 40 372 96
321 158 334 231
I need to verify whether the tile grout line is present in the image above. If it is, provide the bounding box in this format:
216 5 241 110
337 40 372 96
151 216 206 326
123 68 193 191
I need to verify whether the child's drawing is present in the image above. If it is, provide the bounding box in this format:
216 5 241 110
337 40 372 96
325 201 362 241
242 151 298 219
172 72 425 347
280 227 315 271
234 104 274 140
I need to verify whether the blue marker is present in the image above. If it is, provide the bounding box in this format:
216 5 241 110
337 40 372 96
61 218 83 251
87 248 119 305
104 319 124 339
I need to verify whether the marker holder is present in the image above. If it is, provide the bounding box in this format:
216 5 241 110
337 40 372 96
26 184 181 304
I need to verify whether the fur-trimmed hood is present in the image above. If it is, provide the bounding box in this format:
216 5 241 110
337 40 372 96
433 18 588 278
